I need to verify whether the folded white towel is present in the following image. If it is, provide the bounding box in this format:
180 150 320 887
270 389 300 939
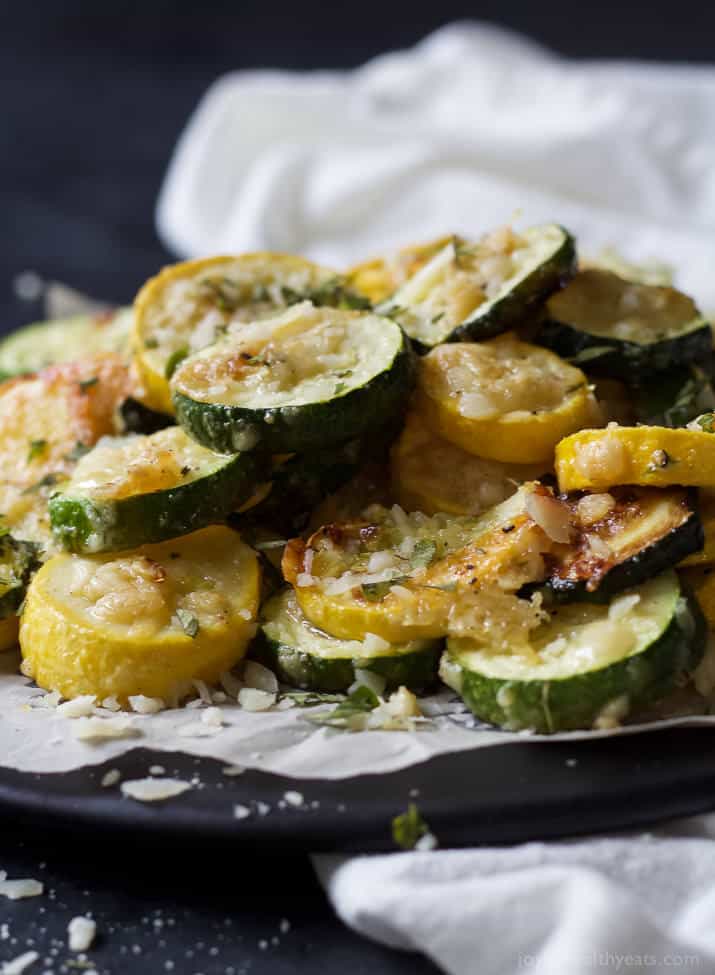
314 814 715 974
157 21 715 305
158 22 715 974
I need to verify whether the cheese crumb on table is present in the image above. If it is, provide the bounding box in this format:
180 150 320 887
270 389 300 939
120 778 192 802
67 916 97 952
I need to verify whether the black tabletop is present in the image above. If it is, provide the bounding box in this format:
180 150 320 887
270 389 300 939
1 3 714 972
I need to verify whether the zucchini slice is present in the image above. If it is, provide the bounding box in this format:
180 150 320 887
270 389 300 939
19 526 260 704
347 235 455 306
548 487 703 599
631 366 715 428
283 484 558 642
0 536 40 617
390 411 548 516
255 589 441 692
538 270 712 378
116 396 174 436
555 425 715 492
247 424 401 534
441 570 705 732
48 427 265 553
0 536 41 651
171 303 414 454
376 224 575 351
0 308 133 377
133 254 368 413
415 335 601 463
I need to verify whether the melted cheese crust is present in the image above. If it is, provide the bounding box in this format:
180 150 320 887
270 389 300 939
419 335 587 420
172 303 402 409
67 427 226 502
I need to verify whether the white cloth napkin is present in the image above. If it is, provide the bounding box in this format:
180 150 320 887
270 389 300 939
157 21 715 975
314 814 715 974
157 20 715 307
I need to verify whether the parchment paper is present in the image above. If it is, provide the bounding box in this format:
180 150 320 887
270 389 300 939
1 650 713 780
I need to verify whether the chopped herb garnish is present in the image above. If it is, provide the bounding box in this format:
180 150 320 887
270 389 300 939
78 377 98 393
419 582 457 593
697 413 715 434
567 347 615 365
144 337 159 349
199 277 243 312
65 441 91 462
27 440 47 463
164 347 189 380
431 312 445 324
361 576 410 602
22 473 60 495
305 685 379 729
175 607 199 638
334 382 347 396
392 802 430 850
411 539 437 568
180 465 191 476
253 539 290 551
281 691 346 708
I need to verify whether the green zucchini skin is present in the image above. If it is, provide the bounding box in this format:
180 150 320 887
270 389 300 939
377 225 575 353
443 579 706 734
254 589 442 693
0 537 41 618
547 493 704 603
447 226 576 346
49 451 266 554
0 308 133 376
254 636 442 693
244 420 403 534
117 397 175 436
172 330 415 455
631 366 715 427
537 317 712 379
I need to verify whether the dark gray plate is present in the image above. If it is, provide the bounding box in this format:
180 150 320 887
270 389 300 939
1 727 715 851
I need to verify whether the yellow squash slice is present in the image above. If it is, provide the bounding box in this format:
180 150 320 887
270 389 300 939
414 335 601 464
20 526 260 704
283 486 556 643
346 236 454 305
0 354 133 552
555 426 715 493
133 253 346 413
390 411 548 516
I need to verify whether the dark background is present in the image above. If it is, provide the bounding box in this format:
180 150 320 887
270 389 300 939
1 4 715 971
2 0 715 335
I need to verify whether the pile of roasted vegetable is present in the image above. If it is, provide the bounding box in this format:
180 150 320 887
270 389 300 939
3 222 715 733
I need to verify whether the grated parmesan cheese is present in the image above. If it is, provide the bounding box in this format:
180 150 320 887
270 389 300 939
72 716 138 742
57 695 96 718
238 688 276 711
0 872 43 901
120 778 192 802
1 951 40 974
67 916 96 952
129 695 165 715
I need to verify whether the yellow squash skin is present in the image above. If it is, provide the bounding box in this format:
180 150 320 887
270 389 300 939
415 337 601 464
555 426 715 492
20 526 260 704
391 410 548 516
